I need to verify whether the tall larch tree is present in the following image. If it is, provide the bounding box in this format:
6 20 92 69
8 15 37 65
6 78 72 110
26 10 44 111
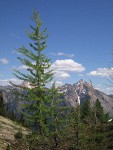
11 11 53 135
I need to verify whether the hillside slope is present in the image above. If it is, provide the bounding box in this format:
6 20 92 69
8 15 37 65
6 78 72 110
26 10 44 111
0 116 28 150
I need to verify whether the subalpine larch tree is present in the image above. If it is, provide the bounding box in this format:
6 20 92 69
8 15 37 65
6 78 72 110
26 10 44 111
89 80 98 125
80 99 92 125
49 83 61 149
95 98 107 123
47 82 68 149
11 11 53 136
65 104 82 150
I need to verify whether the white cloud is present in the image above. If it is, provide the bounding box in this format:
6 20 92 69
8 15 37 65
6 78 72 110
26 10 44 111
18 65 28 70
100 87 113 95
50 81 63 87
16 59 85 80
54 71 70 79
51 59 85 79
57 52 74 58
56 80 63 85
17 62 36 70
0 78 22 86
51 52 75 58
54 81 63 86
94 84 113 95
0 58 9 64
88 68 112 77
51 59 85 72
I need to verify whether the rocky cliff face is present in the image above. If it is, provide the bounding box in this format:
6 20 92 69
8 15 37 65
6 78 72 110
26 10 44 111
0 86 24 119
61 79 113 116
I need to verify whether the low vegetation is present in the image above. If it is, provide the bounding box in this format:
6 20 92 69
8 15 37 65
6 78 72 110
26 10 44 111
0 115 28 150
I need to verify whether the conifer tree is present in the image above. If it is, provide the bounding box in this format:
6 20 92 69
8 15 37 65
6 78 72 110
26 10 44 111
95 98 106 123
0 91 7 116
81 99 92 121
11 11 53 135
65 105 82 150
48 82 68 149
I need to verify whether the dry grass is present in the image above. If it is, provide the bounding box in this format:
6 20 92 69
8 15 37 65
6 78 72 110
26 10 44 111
0 116 28 150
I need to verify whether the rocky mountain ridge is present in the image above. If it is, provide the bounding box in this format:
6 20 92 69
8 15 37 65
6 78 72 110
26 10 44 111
0 79 113 117
61 79 113 116
0 86 24 120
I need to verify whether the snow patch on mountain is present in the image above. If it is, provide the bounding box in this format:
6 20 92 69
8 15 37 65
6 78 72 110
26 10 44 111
60 79 113 117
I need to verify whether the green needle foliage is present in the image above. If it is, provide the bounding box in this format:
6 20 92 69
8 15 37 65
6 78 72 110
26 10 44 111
95 98 109 123
47 82 68 149
11 11 70 149
11 11 54 136
80 99 92 124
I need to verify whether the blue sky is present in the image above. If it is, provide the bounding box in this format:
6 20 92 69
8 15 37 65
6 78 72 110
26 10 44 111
0 0 113 94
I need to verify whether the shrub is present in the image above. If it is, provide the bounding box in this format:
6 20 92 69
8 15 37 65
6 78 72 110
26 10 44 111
14 130 23 140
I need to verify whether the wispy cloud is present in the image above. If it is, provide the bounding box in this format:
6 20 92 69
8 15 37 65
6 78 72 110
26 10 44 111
94 85 113 95
18 65 29 70
50 81 63 87
88 68 111 77
51 52 75 58
0 58 9 64
54 71 70 79
17 61 36 70
0 78 22 86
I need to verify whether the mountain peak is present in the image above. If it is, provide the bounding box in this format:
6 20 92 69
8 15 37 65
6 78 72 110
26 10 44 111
77 79 85 84
79 79 84 82
61 80 113 117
